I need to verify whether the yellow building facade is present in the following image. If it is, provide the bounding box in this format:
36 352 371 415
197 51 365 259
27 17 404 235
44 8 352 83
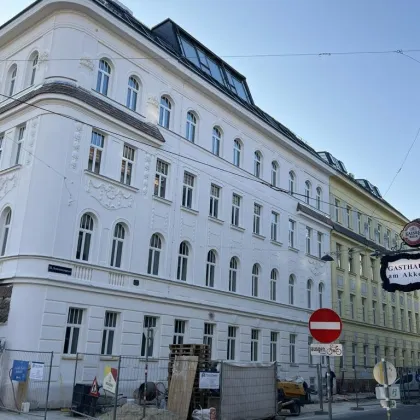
328 173 419 375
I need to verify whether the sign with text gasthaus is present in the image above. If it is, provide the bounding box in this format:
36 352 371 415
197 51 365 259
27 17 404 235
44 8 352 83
103 366 118 394
380 253 420 292
310 343 342 357
400 219 420 247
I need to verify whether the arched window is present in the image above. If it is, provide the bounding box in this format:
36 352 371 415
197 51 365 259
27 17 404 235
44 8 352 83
206 250 216 287
229 257 238 292
316 187 322 211
307 279 313 309
177 241 189 281
76 213 94 261
1 208 12 256
233 139 241 167
252 263 259 297
319 283 324 308
126 76 140 111
271 161 279 187
159 96 171 129
305 181 311 205
289 171 295 195
186 111 197 143
270 269 277 301
212 127 222 156
289 275 295 305
254 151 262 178
148 233 162 275
7 65 17 96
96 59 111 96
29 52 39 86
110 223 125 268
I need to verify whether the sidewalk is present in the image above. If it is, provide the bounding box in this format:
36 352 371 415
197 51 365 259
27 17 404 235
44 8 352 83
298 400 379 418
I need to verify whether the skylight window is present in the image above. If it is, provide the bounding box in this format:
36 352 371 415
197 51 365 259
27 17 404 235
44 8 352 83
180 37 200 67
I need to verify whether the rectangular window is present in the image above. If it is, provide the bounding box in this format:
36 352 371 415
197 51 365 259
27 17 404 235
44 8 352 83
374 346 380 364
370 258 375 279
209 184 220 219
101 311 117 355
14 125 26 165
348 248 354 273
289 334 296 364
340 343 345 369
336 243 342 268
334 199 340 222
231 194 241 226
253 203 262 235
88 131 104 174
346 206 352 228
227 326 237 360
382 304 387 327
306 226 312 255
289 219 296 248
357 212 362 234
416 313 419 333
392 307 396 329
350 295 355 319
386 229 391 249
308 336 313 365
154 159 169 198
337 291 343 316
360 254 365 277
0 133 4 165
372 301 377 325
141 316 157 357
352 343 357 368
368 218 372 239
251 329 259 361
377 224 382 244
173 320 186 344
270 332 278 362
63 308 83 354
401 309 405 330
362 298 366 322
271 212 279 242
203 323 214 355
120 144 135 186
182 172 195 209
317 232 323 258
363 344 368 368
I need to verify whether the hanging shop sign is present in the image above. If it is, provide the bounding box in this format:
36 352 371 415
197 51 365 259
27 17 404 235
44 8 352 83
400 219 420 248
380 252 420 292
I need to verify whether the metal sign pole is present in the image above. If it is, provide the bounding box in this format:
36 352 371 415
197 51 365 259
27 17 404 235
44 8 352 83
326 356 333 420
382 359 391 420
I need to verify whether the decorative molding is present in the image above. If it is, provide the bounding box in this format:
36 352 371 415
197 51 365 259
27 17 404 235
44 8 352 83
85 179 133 210
38 51 49 64
372 286 377 297
26 117 39 165
142 153 151 196
308 259 325 277
0 171 18 200
79 57 95 71
147 96 159 109
70 122 83 170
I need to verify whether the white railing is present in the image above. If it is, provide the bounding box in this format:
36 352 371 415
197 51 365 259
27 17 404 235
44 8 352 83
72 264 93 281
109 272 126 287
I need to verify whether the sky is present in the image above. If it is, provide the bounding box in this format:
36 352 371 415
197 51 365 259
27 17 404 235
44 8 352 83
2 0 420 222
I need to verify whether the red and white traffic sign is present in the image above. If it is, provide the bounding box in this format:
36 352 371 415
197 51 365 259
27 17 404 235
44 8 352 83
309 308 342 344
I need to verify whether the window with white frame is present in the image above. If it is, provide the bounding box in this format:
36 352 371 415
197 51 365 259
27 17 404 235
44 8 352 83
229 257 238 292
346 206 352 228
316 187 322 210
351 343 357 368
154 159 169 199
212 127 221 156
334 199 340 222
177 241 189 281
14 125 26 165
209 184 220 219
76 213 94 261
374 345 380 364
408 311 412 331
385 229 391 249
29 52 39 86
392 307 396 328
401 309 405 330
206 250 216 287
336 244 342 268
372 301 377 325
0 208 11 257
306 226 312 255
159 96 171 128
120 144 135 186
376 224 382 244
270 332 278 362
101 311 117 355
360 254 365 277
63 307 83 354
317 232 323 258
233 139 241 167
96 59 111 95
231 194 241 226
271 161 279 186
173 320 186 344
337 291 343 316
227 326 237 360
289 275 295 305
288 219 296 248
307 279 313 309
350 294 355 319
289 334 296 363
254 151 262 178
289 171 295 195
304 181 311 204
370 258 375 279
126 76 140 111
8 65 17 96
253 203 262 235
141 316 157 357
110 223 125 268
88 131 104 174
319 283 324 308
270 269 277 301
308 336 314 365
203 323 214 354
0 133 4 164
251 263 259 297
383 304 388 327
182 172 195 209
271 211 279 242
357 212 362 234
148 234 162 275
186 111 197 142
368 218 372 239
361 298 366 321
363 344 368 368
348 248 354 273
251 329 259 361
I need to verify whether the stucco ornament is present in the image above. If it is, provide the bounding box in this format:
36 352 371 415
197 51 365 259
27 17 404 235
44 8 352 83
142 153 152 195
308 259 325 276
38 51 49 64
86 179 133 210
70 123 83 170
0 172 18 200
79 57 95 71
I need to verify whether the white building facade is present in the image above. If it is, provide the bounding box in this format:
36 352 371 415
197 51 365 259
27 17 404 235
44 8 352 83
0 0 334 405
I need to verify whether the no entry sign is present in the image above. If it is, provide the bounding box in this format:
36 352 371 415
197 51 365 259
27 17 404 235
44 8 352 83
309 308 342 344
